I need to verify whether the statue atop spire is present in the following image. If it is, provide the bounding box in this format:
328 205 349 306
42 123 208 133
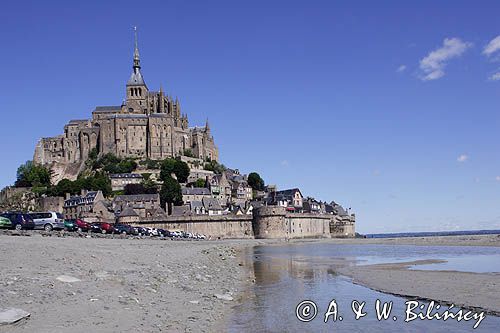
133 26 140 69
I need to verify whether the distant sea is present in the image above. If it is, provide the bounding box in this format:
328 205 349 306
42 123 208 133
366 229 500 238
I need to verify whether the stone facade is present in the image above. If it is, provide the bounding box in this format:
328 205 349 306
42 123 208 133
252 206 331 239
33 30 218 184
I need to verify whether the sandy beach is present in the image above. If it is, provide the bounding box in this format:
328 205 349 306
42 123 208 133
1 233 499 332
0 232 261 333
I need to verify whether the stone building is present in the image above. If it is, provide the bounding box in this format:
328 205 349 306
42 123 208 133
181 187 212 203
33 29 218 184
110 173 143 191
63 190 114 222
112 193 161 218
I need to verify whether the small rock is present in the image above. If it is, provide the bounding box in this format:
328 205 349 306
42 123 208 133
214 293 233 301
0 308 30 325
56 275 81 283
189 300 200 304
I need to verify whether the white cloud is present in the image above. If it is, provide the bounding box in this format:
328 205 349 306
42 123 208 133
419 37 472 81
457 154 468 162
483 35 500 57
280 160 289 167
397 65 407 72
489 71 500 81
496 176 500 182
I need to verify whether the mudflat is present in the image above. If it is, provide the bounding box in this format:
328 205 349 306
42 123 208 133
330 235 500 316
0 232 259 333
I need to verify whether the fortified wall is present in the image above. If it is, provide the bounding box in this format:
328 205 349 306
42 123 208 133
137 214 254 239
135 206 355 239
252 206 332 239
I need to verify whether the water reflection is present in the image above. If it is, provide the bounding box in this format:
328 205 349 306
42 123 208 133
229 244 500 332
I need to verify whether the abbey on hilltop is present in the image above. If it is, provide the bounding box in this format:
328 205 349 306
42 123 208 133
33 29 218 183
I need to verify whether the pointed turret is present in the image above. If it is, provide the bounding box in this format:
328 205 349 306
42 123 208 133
205 118 210 133
127 27 146 87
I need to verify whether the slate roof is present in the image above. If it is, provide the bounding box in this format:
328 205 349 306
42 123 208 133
64 191 99 207
94 106 121 113
119 206 139 217
182 187 211 195
114 194 159 202
202 197 222 210
171 205 191 216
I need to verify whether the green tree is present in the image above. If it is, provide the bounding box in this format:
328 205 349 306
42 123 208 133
182 149 194 158
15 161 52 188
248 172 265 191
173 160 190 183
159 158 177 180
194 178 206 188
160 158 190 183
203 160 226 174
159 176 183 214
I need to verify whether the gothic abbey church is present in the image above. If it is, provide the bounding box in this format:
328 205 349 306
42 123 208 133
34 31 218 183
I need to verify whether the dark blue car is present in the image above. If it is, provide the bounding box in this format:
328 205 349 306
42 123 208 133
0 212 35 230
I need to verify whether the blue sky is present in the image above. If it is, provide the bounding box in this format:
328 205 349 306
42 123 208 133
1 1 499 233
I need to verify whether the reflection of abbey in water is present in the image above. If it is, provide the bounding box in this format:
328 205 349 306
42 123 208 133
33 29 218 183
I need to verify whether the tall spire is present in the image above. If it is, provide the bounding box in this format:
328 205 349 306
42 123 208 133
133 26 141 71
127 26 146 86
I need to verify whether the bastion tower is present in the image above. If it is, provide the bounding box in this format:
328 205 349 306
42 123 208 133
33 28 218 184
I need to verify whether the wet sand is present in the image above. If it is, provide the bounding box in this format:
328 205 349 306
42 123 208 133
1 232 499 332
0 232 260 333
330 234 500 316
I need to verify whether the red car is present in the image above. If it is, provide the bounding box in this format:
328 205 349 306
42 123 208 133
75 219 91 232
89 222 115 234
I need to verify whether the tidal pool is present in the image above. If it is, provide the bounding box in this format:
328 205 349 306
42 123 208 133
228 243 500 332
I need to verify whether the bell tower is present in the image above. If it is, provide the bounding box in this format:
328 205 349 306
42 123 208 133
126 27 148 113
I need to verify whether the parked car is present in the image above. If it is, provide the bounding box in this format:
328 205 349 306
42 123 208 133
64 219 77 231
157 229 171 237
170 231 182 238
75 219 92 232
114 224 136 235
30 211 65 231
90 222 116 234
135 227 149 236
0 216 12 229
0 212 35 230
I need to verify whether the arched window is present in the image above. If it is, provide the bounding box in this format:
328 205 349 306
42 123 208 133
131 88 134 97
138 88 142 96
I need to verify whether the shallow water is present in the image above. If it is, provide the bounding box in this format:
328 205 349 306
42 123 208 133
228 243 500 332
409 254 500 273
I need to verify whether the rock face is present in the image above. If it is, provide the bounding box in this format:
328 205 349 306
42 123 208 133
33 31 218 184
0 308 30 325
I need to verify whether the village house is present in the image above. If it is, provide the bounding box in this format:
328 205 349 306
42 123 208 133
209 173 231 207
269 188 304 212
181 187 212 203
112 193 160 218
109 173 143 191
63 190 114 221
303 197 321 213
202 197 223 215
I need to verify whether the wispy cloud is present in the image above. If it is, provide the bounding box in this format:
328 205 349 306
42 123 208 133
483 35 500 57
457 154 469 162
489 71 500 81
397 65 407 73
419 37 472 81
280 160 289 167
496 176 500 182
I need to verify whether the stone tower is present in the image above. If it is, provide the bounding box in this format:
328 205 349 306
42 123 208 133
125 27 148 113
